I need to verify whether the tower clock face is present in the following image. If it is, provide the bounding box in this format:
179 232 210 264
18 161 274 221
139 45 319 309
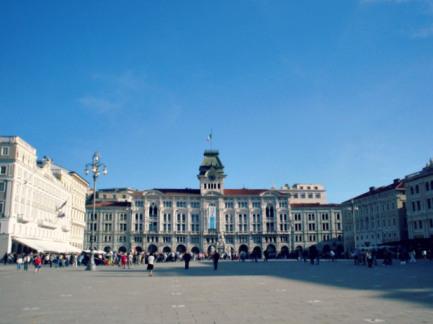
209 174 216 181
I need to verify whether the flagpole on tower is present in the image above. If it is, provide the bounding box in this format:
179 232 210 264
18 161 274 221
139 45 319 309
207 130 213 150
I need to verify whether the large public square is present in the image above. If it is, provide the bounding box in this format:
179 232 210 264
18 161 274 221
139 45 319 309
1 260 433 324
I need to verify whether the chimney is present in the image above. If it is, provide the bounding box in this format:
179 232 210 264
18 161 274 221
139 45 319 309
393 178 400 185
369 186 375 192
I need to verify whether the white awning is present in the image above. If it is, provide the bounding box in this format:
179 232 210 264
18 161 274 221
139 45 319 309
13 237 81 254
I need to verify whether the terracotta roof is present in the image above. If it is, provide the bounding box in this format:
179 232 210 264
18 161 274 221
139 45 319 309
224 189 268 196
86 201 131 208
153 188 201 195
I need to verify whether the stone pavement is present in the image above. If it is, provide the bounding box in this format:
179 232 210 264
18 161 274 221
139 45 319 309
1 260 433 324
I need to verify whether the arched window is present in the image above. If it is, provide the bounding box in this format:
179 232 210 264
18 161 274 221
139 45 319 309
149 203 158 217
266 205 274 219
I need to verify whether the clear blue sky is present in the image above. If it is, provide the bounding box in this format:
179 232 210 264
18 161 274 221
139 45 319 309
1 0 433 203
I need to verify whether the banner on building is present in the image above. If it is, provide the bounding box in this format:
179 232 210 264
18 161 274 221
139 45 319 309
208 205 216 230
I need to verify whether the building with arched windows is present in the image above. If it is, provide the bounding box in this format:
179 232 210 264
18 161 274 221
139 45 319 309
85 150 343 257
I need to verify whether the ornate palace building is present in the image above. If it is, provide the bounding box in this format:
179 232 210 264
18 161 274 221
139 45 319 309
85 150 343 257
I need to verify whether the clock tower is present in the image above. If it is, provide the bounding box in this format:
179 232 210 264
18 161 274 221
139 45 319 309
198 150 226 195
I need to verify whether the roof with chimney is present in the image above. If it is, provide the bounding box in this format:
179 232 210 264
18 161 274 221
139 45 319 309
342 179 404 204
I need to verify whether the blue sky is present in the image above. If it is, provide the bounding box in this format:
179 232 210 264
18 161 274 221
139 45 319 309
1 0 433 203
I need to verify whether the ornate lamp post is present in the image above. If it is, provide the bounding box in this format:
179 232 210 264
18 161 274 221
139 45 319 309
84 152 108 271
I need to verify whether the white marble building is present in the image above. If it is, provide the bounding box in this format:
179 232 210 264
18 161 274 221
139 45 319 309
0 136 88 255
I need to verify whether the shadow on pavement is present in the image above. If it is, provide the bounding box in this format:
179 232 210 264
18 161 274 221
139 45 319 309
91 260 433 308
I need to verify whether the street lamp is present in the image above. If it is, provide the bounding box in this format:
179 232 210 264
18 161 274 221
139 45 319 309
84 152 108 271
350 199 359 250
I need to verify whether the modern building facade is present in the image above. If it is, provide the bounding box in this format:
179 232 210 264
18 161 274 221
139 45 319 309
0 136 88 255
405 160 433 240
85 150 343 257
342 179 407 251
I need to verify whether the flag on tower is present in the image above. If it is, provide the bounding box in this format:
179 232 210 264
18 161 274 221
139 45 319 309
207 132 212 142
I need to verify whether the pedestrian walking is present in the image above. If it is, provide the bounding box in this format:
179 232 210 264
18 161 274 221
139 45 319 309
16 255 23 271
212 251 220 270
183 251 192 270
366 251 373 268
330 250 335 262
121 254 127 269
23 255 30 271
34 255 42 272
147 253 155 276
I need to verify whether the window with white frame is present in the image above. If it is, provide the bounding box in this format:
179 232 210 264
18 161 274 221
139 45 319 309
191 201 200 209
238 201 248 209
1 147 9 156
191 214 200 233
0 182 4 192
225 201 234 209
252 213 261 232
163 213 172 232
225 214 234 233
279 213 289 231
176 213 186 233
252 201 261 208
176 201 187 208
279 200 288 208
0 166 6 175
238 213 248 233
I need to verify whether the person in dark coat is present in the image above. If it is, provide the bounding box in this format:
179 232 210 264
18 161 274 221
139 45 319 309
309 245 318 265
183 252 192 270
212 251 220 270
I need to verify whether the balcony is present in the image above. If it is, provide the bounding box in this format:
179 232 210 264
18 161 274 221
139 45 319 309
38 219 57 230
17 214 32 224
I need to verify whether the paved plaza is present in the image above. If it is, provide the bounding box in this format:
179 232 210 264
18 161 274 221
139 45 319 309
0 260 433 324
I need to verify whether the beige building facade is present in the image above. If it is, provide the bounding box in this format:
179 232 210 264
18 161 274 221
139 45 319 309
85 150 343 257
342 179 407 251
0 136 88 255
404 160 433 240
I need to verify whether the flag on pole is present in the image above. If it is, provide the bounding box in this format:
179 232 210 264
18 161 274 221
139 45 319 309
207 132 212 142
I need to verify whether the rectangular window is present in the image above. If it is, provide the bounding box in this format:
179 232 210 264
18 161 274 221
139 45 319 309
252 201 261 208
176 201 186 208
279 200 288 208
1 147 9 156
191 201 200 209
0 182 4 192
428 199 432 210
416 185 419 194
0 202 4 215
238 201 248 208
0 166 6 175
225 201 234 209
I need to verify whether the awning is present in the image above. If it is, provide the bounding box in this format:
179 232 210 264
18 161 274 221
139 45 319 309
13 237 81 254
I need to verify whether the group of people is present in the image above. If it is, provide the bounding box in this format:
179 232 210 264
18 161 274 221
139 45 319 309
3 253 63 272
